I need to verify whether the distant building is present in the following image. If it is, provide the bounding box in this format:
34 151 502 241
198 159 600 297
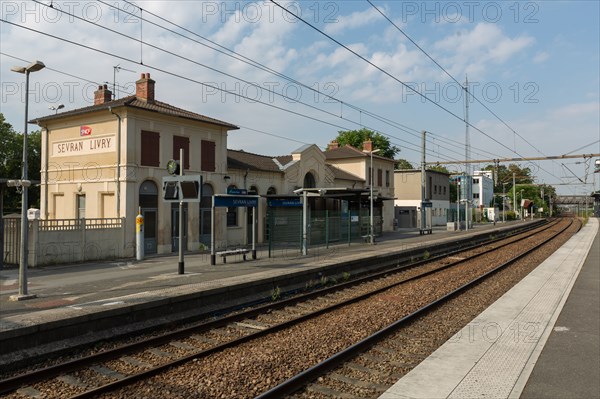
472 170 495 207
394 169 450 227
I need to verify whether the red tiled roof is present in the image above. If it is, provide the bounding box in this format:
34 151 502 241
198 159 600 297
31 95 239 130
227 149 283 173
324 144 393 161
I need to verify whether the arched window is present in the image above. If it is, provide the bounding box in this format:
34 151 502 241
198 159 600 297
249 185 259 195
267 186 277 195
303 172 316 188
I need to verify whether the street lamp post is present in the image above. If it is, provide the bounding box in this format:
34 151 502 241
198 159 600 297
10 60 45 301
520 189 524 220
502 182 507 223
457 180 461 230
364 148 380 245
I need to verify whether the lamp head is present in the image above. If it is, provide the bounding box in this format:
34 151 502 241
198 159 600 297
27 60 45 72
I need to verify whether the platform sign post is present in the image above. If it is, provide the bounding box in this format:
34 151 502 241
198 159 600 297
162 153 202 274
178 149 184 275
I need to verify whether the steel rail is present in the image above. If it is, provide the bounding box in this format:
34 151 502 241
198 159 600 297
0 219 552 396
67 220 560 398
255 218 577 399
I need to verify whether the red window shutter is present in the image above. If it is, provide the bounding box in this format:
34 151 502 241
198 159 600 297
201 140 216 172
141 131 160 167
173 136 190 169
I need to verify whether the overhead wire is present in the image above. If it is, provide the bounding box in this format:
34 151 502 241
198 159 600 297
3 3 467 164
365 0 566 181
365 0 547 157
268 0 528 162
3 1 535 168
105 0 489 162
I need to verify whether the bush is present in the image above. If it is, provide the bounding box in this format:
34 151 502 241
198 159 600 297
505 211 518 221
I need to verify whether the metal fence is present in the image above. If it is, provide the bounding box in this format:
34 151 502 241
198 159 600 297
266 208 381 257
2 217 21 266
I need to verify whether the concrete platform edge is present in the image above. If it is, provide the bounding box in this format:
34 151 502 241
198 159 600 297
379 218 598 399
509 218 599 398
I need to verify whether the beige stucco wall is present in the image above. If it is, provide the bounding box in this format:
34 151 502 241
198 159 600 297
39 107 233 255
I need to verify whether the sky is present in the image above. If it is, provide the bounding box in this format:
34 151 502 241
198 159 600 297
1 0 599 195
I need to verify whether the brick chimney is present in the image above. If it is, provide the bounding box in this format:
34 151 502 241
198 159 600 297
327 140 339 150
135 72 155 103
363 140 373 152
94 84 112 105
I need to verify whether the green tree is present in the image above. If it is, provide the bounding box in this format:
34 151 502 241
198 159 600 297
0 113 41 214
395 159 414 169
332 128 399 159
429 164 451 174
483 163 534 192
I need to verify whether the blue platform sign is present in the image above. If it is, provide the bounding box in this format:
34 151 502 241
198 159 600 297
267 198 302 207
227 187 247 195
214 195 258 208
422 201 433 208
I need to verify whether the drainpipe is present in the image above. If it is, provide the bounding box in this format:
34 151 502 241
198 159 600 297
35 122 49 219
109 107 121 218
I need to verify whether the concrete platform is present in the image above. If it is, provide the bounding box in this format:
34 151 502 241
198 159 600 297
379 217 599 399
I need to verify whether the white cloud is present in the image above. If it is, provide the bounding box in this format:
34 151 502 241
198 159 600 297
323 6 383 35
433 23 535 80
533 51 549 63
553 102 600 118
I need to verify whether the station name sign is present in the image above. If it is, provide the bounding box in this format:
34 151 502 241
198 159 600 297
52 134 116 157
267 198 302 207
214 196 258 208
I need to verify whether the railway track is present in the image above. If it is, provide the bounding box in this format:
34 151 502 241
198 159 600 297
0 218 577 399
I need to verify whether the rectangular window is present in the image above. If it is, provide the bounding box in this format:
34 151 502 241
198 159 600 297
141 130 160 167
474 193 480 199
377 169 383 187
173 135 190 170
473 178 479 184
385 170 390 187
444 186 447 195
434 185 438 194
76 194 86 220
201 140 216 172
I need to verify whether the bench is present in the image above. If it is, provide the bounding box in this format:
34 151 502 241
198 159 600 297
215 248 251 264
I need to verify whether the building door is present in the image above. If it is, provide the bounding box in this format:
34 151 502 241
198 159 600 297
139 180 158 254
199 183 213 246
142 209 157 254
171 203 188 252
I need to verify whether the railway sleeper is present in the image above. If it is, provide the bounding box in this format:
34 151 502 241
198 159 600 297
56 374 88 389
345 362 400 379
306 383 355 398
120 356 153 369
16 386 43 398
329 373 389 392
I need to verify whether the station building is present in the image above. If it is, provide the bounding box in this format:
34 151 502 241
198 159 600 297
393 169 450 227
32 73 395 257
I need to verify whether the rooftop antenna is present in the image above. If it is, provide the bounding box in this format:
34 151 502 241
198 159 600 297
113 64 136 100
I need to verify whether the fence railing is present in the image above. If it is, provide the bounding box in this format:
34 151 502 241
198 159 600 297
38 218 123 231
2 217 128 266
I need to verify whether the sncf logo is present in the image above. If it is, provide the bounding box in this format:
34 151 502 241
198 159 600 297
80 126 92 136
